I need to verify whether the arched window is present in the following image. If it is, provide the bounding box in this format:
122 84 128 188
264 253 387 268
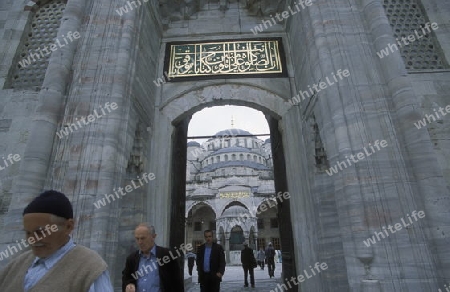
224 154 228 161
230 226 245 251
9 0 67 89
239 154 244 161
382 0 448 70
232 154 236 161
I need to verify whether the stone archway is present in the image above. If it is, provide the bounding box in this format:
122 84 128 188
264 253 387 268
148 82 297 287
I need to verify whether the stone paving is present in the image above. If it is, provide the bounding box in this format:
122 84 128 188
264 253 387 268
185 262 284 292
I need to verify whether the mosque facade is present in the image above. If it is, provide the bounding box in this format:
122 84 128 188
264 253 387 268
185 128 281 263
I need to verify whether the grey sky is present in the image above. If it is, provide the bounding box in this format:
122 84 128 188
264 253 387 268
187 105 270 144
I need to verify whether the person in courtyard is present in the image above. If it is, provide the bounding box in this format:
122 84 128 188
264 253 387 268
186 250 196 276
257 246 266 270
0 190 114 291
265 242 276 278
122 223 184 292
196 229 226 292
241 241 257 288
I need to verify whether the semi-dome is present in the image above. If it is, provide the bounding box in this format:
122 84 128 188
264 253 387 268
214 128 252 137
255 184 275 194
221 205 250 217
223 176 246 186
189 187 214 199
187 141 201 147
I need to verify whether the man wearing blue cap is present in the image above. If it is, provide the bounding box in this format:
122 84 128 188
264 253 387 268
0 190 114 291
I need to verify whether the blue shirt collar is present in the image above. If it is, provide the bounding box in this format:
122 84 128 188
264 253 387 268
139 245 157 258
32 237 75 269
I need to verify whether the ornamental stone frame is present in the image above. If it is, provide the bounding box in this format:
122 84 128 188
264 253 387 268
152 82 291 239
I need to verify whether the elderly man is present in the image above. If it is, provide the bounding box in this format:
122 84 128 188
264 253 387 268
122 223 184 292
0 190 113 291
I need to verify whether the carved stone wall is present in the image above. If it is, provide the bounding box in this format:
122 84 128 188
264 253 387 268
0 0 449 291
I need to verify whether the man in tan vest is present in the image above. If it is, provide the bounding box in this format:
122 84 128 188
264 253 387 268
0 190 114 291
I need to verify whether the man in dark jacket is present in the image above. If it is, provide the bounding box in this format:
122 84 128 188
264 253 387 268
265 242 276 278
241 241 256 288
196 229 226 292
186 251 196 276
122 223 184 292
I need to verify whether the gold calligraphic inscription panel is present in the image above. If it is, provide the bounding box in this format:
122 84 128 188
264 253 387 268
165 38 286 80
219 192 251 199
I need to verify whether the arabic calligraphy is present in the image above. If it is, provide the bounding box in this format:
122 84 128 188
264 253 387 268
219 191 251 199
167 40 283 78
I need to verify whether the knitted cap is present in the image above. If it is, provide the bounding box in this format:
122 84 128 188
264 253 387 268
23 190 73 219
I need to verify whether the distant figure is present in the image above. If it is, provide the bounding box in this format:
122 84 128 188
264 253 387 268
277 250 282 263
265 242 276 278
257 247 266 270
186 251 196 276
241 241 257 288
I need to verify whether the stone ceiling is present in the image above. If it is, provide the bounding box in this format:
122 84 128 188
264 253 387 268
158 0 287 21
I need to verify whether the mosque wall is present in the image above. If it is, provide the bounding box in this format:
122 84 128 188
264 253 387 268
0 0 449 291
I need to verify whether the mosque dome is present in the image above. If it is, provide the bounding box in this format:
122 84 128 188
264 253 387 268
187 141 201 147
200 161 270 172
214 128 252 137
213 146 251 154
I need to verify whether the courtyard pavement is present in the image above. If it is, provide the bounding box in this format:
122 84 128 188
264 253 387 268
184 262 284 292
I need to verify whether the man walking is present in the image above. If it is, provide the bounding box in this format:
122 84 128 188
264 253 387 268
265 242 276 278
257 246 266 270
241 241 256 288
122 223 184 292
196 230 226 292
186 250 196 276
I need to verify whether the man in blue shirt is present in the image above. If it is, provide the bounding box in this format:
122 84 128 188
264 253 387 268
0 190 114 291
122 223 184 292
196 230 226 292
